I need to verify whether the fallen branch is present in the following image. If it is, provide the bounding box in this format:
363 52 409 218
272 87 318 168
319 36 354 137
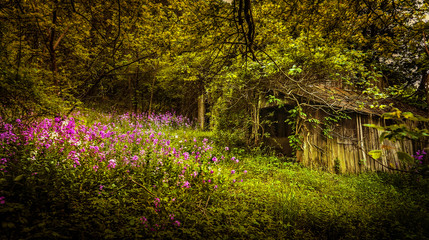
130 178 157 197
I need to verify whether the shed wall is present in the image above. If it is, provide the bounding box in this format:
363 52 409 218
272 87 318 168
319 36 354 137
296 110 419 173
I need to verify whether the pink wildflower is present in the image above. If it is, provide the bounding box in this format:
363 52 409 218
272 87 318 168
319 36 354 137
182 181 190 188
107 159 116 169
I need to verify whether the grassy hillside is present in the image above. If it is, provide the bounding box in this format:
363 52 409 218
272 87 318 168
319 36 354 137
1 111 428 239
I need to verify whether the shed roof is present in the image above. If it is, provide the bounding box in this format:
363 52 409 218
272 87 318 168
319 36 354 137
276 84 426 117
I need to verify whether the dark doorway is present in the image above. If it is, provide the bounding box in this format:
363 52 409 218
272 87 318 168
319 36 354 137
260 106 294 156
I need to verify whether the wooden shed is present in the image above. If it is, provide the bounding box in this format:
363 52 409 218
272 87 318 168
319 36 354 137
261 85 426 174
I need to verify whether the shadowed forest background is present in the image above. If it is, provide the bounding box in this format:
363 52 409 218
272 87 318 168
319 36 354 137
1 0 429 239
2 0 429 129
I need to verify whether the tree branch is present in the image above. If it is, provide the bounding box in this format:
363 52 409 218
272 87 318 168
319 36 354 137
53 25 70 50
423 31 429 57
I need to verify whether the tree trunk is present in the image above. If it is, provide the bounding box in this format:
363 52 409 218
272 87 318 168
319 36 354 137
49 2 58 89
198 92 205 130
148 77 156 114
128 75 132 112
252 94 261 145
47 0 69 95
423 32 429 117
425 73 429 117
134 65 140 114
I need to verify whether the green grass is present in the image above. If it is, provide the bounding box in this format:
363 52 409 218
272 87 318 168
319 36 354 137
234 156 429 239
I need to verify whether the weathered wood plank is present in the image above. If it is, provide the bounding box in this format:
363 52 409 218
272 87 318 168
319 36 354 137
284 107 425 174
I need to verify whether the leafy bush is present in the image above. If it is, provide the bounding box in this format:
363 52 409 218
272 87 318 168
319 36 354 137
0 68 65 121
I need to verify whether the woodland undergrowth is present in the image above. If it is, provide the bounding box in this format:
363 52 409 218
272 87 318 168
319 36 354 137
0 110 428 239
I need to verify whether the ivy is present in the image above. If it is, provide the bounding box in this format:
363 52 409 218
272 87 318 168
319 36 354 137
285 106 304 154
322 111 351 139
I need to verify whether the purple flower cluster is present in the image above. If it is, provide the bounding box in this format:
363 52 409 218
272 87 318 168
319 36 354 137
0 119 19 146
412 150 427 164
0 111 249 232
0 158 7 173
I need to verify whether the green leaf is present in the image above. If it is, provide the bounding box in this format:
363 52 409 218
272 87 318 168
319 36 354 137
380 131 391 142
368 150 382 160
382 112 397 119
363 124 385 131
397 152 414 163
402 112 415 120
14 174 25 182
129 219 135 226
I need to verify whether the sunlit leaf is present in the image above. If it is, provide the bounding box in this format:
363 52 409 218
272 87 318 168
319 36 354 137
368 150 382 160
363 124 385 131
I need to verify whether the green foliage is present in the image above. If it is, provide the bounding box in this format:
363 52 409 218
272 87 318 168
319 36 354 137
0 61 64 120
365 109 429 142
267 95 284 107
334 158 341 174
242 155 429 240
365 109 429 174
284 106 304 153
322 111 351 139
209 63 266 148
397 151 415 164
210 98 250 148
